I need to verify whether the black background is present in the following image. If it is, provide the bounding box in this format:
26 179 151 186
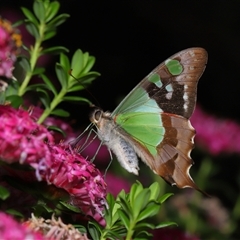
1 1 240 123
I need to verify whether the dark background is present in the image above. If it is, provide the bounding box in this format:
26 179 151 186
1 1 240 122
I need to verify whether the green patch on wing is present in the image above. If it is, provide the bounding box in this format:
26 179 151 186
115 112 165 155
165 59 183 75
148 73 163 88
112 87 162 115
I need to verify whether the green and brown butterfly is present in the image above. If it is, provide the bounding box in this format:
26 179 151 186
90 48 208 192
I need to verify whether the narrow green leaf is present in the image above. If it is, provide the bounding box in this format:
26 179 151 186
51 108 70 117
21 7 39 26
133 222 155 230
6 95 23 108
6 209 24 218
37 88 50 108
82 56 96 74
33 67 45 75
0 186 10 200
60 53 70 72
149 182 160 201
82 52 89 68
41 46 69 55
63 96 91 104
48 13 70 27
132 189 150 215
118 210 130 229
55 63 68 88
18 56 31 72
47 126 66 137
25 21 39 39
33 0 45 22
45 1 60 22
88 222 101 240
129 182 143 208
137 201 160 221
40 74 57 96
77 71 100 84
67 85 84 92
25 83 47 92
158 193 173 204
59 201 81 213
71 49 84 77
12 20 24 28
43 31 56 41
155 221 178 228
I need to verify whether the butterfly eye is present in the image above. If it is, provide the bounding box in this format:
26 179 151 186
94 109 102 122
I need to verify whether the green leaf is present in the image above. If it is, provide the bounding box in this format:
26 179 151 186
62 96 91 104
33 0 45 22
18 56 31 72
48 13 70 27
59 201 81 213
132 189 150 216
149 182 160 201
82 56 96 74
55 63 68 88
71 49 84 77
158 193 173 204
6 209 24 218
67 85 84 92
129 181 143 208
133 222 155 231
25 83 47 92
47 126 66 137
37 88 50 108
88 221 101 240
60 53 70 72
41 46 69 55
51 108 70 117
40 74 57 96
12 19 25 28
33 67 45 75
137 201 160 221
77 71 100 84
155 221 178 228
118 210 130 229
25 21 39 39
45 1 60 22
0 186 10 200
43 31 56 41
21 7 39 26
6 95 23 108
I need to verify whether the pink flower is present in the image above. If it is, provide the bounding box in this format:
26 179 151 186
0 212 44 240
0 18 22 79
0 105 107 221
191 105 240 155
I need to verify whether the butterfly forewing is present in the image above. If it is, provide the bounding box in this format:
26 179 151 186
112 48 207 119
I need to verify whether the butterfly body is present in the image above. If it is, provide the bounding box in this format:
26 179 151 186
90 48 208 191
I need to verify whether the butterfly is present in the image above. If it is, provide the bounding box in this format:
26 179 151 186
90 48 207 192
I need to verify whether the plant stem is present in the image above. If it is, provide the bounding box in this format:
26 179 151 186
18 22 45 96
37 87 66 124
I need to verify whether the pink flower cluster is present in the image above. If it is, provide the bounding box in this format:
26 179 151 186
0 105 107 221
191 105 240 155
0 212 44 240
0 18 22 79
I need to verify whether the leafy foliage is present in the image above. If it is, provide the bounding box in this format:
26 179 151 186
88 181 175 240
